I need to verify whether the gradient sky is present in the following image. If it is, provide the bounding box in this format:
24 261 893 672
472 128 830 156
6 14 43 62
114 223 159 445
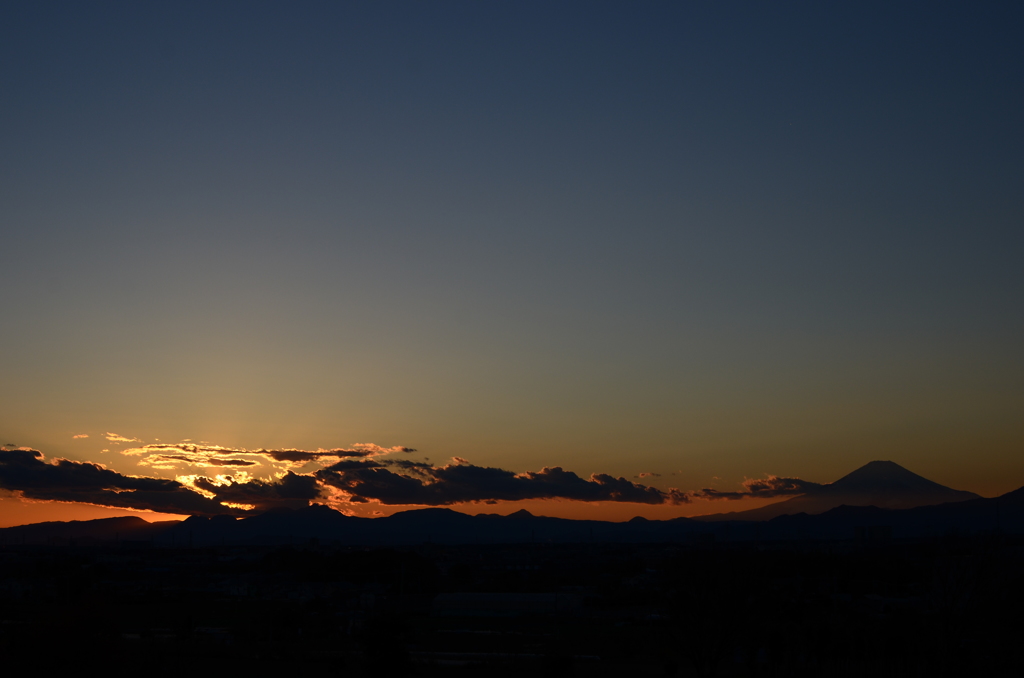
1 2 1022 526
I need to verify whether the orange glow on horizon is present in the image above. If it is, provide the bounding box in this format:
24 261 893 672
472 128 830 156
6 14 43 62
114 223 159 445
0 495 187 528
0 493 789 528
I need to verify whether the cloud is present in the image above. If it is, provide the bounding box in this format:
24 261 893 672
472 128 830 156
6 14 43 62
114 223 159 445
72 434 89 439
383 459 434 471
637 472 661 478
123 442 416 469
694 475 822 501
0 443 820 517
105 432 143 443
312 462 818 507
316 461 687 506
261 448 375 464
324 459 384 471
191 472 323 511
0 449 242 516
0 449 346 515
742 475 822 496
351 443 417 454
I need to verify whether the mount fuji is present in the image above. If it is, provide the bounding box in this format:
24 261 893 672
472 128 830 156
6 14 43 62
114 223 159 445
694 460 980 522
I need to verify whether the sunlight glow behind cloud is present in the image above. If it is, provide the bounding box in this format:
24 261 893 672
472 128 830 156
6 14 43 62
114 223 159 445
0 441 820 519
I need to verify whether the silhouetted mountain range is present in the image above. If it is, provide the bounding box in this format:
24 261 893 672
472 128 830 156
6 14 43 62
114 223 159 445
0 462 1017 546
695 460 981 521
0 516 177 544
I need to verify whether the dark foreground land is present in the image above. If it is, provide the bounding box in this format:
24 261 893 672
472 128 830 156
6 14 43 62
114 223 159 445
1 535 1022 677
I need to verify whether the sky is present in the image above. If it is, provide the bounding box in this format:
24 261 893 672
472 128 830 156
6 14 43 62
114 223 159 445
1 1 1022 526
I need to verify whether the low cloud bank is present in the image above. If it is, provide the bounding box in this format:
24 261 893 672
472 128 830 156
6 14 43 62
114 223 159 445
0 449 243 516
314 461 816 506
124 443 416 470
695 475 823 501
0 447 819 516
191 472 322 511
315 460 685 505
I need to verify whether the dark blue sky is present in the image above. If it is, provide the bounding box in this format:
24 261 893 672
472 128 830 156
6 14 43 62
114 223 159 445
1 2 1022 519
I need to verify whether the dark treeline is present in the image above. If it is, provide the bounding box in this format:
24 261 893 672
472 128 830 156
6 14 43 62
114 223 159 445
0 535 1021 676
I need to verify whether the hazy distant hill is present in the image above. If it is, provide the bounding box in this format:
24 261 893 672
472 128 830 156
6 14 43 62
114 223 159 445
0 516 174 545
753 483 1024 540
694 461 980 522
